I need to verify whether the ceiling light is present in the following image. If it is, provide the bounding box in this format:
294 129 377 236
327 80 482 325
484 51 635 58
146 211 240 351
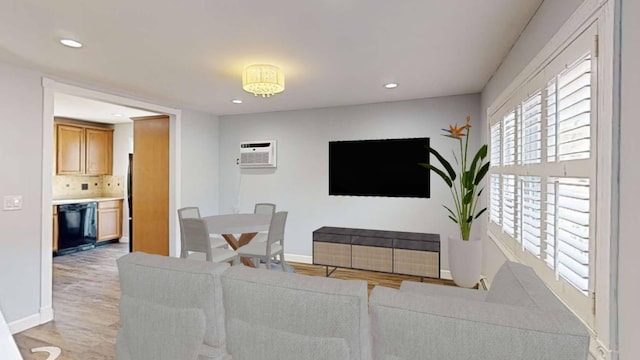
242 64 285 98
384 83 399 89
231 99 243 104
60 39 83 48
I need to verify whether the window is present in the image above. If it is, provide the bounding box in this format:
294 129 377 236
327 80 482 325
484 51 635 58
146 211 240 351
487 24 598 322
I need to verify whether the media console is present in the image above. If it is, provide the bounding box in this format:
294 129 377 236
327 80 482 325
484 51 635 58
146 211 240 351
312 227 440 280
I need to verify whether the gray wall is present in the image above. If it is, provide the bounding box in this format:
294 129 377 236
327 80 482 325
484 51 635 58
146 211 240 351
180 110 221 216
618 0 639 357
219 94 481 269
0 60 222 328
0 61 44 323
479 0 585 280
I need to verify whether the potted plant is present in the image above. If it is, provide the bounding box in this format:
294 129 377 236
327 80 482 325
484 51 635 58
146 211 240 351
420 116 489 288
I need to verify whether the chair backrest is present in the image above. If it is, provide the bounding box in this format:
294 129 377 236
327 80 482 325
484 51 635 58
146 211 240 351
266 211 288 248
221 265 371 360
254 203 276 215
178 206 201 220
117 252 230 360
181 218 213 261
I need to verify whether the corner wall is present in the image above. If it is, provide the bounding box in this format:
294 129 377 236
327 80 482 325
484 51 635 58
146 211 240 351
479 0 585 280
617 0 639 357
0 61 44 324
219 94 480 269
180 110 220 216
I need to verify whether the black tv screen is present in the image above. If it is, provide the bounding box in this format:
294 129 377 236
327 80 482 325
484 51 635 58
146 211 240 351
329 137 430 198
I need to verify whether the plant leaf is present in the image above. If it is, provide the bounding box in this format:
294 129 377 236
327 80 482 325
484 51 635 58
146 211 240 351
463 170 475 190
474 162 490 185
418 163 452 187
463 191 473 205
466 216 473 224
452 150 459 165
475 208 488 219
477 187 484 197
448 215 459 224
443 205 457 218
469 145 487 182
428 147 457 182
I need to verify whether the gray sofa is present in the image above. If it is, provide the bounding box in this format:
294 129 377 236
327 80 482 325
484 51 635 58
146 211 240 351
116 253 589 360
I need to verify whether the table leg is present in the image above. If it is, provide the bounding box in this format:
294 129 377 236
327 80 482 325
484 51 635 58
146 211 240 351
222 233 258 267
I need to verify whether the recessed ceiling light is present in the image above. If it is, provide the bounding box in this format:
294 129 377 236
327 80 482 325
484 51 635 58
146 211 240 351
111 113 123 117
231 99 243 104
384 83 399 89
60 39 83 48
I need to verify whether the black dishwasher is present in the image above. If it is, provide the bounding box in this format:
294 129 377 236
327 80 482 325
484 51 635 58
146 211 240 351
56 202 98 256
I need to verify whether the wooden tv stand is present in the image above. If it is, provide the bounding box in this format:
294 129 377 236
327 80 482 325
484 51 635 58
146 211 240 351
312 227 440 280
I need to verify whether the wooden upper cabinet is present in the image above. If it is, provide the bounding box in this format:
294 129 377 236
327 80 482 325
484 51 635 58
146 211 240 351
56 124 85 175
55 122 113 175
85 128 113 175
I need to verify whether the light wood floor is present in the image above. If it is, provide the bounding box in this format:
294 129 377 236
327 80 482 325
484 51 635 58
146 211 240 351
14 243 454 359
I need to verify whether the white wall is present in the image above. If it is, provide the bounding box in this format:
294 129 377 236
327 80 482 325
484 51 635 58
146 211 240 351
219 94 481 269
618 0 639 357
0 59 222 331
113 122 133 241
180 110 221 217
479 0 585 280
0 61 44 324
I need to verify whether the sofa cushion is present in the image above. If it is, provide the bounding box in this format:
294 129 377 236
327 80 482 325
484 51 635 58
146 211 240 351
485 261 569 312
370 286 590 360
221 266 371 360
117 252 229 349
119 295 206 360
226 318 350 360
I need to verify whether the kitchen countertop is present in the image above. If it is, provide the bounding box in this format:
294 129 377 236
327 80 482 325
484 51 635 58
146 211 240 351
52 196 125 205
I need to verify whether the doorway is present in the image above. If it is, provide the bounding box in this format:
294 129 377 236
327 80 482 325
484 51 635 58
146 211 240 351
39 79 182 327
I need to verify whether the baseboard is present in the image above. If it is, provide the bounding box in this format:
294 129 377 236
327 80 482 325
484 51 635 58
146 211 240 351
7 306 53 334
285 253 312 264
8 313 40 334
440 270 452 280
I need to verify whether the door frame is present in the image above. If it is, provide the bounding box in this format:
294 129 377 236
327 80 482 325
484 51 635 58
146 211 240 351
39 78 182 326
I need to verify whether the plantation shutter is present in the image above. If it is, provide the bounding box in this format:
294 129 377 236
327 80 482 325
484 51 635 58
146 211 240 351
486 23 598 323
554 54 592 162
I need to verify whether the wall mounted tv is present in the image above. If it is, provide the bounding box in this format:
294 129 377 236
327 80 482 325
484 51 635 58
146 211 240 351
329 137 430 198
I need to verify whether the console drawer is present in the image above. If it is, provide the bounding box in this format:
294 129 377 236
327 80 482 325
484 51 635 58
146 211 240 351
313 242 351 268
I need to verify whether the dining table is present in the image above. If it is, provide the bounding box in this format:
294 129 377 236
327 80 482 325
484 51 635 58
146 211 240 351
202 213 272 267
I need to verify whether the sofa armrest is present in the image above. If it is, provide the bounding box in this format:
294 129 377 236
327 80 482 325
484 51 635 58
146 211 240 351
370 286 589 360
400 281 487 301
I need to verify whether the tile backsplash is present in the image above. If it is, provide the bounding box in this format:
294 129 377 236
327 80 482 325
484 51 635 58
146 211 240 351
53 175 125 198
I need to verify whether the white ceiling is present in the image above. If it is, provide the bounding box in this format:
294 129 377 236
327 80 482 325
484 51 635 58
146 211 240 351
0 0 543 116
54 93 159 124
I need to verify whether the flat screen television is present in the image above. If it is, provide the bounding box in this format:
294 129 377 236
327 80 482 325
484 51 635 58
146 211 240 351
329 137 430 198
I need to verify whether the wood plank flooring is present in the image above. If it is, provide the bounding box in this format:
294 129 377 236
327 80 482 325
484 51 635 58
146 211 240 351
13 243 454 359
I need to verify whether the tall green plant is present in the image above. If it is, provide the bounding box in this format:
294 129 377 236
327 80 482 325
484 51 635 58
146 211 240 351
419 117 490 240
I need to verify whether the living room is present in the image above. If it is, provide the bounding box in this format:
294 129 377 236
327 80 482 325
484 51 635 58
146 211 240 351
0 0 638 359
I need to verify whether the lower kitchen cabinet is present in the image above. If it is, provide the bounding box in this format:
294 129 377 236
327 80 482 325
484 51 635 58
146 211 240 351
98 200 123 242
52 205 58 252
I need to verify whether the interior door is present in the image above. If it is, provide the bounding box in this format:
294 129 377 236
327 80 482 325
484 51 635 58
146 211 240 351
132 115 169 255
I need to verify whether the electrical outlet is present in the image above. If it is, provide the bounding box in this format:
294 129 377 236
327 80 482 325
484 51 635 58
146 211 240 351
3 195 22 211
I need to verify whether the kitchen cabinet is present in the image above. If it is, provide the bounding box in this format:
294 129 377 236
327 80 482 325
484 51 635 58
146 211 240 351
55 123 113 175
98 200 123 242
52 205 58 252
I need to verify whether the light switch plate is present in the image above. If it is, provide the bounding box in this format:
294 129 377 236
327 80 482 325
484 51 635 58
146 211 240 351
3 195 22 211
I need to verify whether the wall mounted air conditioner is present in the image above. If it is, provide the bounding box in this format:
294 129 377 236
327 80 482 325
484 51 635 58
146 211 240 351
239 140 277 168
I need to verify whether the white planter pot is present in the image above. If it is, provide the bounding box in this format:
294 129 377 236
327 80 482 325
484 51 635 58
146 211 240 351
448 236 482 288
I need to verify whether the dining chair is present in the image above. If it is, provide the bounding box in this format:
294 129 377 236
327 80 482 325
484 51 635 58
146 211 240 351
251 203 276 243
254 203 276 215
236 211 288 271
180 218 240 265
178 207 228 257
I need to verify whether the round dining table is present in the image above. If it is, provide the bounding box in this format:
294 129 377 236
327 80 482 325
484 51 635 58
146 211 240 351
202 213 272 267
